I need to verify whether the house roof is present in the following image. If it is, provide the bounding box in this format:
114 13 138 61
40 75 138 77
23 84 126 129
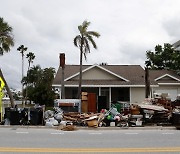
173 40 180 49
53 64 147 87
64 64 129 82
53 64 180 87
149 70 180 84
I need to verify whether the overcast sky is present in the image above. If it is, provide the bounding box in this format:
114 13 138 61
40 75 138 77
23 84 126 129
1 0 180 90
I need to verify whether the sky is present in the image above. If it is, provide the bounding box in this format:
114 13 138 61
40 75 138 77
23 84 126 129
0 0 180 90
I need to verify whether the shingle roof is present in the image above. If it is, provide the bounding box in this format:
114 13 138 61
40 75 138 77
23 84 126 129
53 65 180 87
173 40 180 49
53 64 146 86
149 69 180 83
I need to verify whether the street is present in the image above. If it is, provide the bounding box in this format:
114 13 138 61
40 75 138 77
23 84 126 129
0 127 180 153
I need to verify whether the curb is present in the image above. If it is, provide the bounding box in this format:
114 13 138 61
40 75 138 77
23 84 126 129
0 125 177 130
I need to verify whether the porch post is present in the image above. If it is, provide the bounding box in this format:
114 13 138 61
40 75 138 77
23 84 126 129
130 87 131 104
99 87 101 96
59 87 62 99
151 87 153 98
109 87 111 108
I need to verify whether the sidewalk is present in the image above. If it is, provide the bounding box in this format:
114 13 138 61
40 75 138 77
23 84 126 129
0 125 177 130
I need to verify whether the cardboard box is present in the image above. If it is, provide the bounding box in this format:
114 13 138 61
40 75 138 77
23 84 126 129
81 95 88 101
81 92 88 96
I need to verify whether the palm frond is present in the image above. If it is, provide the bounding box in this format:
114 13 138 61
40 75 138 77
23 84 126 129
83 52 87 60
78 25 83 34
87 31 100 38
86 35 97 49
78 21 91 35
82 20 90 31
84 38 90 53
73 35 82 47
2 42 10 52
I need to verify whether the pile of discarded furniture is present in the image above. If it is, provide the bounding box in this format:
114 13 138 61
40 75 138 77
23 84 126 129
43 94 180 129
2 94 180 130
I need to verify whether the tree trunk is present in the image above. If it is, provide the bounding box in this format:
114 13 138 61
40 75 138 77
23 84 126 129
145 67 150 98
78 47 83 99
22 55 24 106
61 66 65 99
0 68 15 108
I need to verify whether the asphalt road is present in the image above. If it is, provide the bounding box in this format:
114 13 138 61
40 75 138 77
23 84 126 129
0 127 180 153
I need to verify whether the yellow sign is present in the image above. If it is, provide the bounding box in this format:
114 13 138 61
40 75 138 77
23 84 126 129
0 77 5 91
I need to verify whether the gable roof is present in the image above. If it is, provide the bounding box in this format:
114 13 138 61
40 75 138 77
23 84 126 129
53 64 146 87
65 64 129 82
149 70 180 84
155 74 180 82
173 40 180 49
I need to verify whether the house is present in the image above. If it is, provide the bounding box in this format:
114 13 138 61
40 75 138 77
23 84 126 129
149 69 180 101
53 63 180 107
173 40 180 50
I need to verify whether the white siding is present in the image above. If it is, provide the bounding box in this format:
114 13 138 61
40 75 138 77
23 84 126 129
131 87 145 104
73 67 119 80
153 86 179 101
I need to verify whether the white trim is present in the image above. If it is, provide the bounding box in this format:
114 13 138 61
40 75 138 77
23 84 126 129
96 65 129 82
52 84 61 87
64 65 95 81
64 64 129 82
155 74 180 82
158 83 180 85
54 84 159 88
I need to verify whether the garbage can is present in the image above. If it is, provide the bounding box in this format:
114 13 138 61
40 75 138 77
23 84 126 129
172 112 180 129
4 107 11 119
30 108 43 125
9 109 22 125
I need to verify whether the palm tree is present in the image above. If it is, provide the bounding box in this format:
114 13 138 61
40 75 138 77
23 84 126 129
0 17 15 107
26 52 35 71
25 52 35 103
0 17 14 55
74 20 100 99
17 45 27 105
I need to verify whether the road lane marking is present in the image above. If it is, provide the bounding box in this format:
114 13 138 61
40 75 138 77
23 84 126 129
89 132 102 135
51 132 64 135
0 147 180 152
125 132 138 135
162 132 174 135
16 132 29 134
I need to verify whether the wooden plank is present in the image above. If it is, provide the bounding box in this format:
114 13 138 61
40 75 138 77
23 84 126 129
88 93 97 113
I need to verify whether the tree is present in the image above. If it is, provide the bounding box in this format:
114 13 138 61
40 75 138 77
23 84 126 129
26 52 35 71
0 17 15 107
25 52 35 103
17 45 27 105
74 20 100 98
0 17 14 55
145 43 180 73
22 65 56 106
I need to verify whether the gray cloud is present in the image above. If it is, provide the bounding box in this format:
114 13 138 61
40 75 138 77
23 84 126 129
1 0 180 90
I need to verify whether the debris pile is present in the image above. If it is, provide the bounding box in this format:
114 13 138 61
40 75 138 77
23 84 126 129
2 94 180 129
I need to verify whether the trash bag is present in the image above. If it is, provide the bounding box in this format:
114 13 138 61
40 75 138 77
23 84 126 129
45 117 59 126
44 110 54 119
